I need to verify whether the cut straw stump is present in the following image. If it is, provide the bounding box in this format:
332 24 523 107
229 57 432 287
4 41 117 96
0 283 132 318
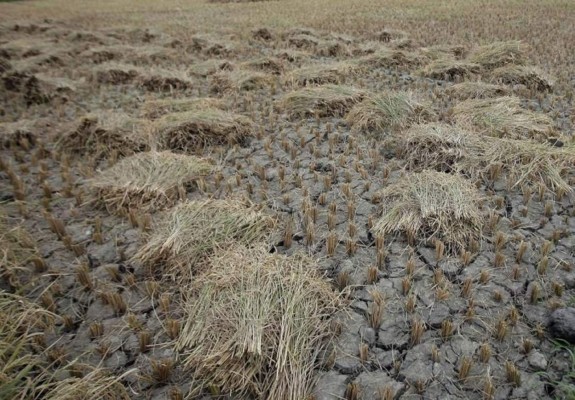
346 91 433 135
452 96 554 140
154 109 255 153
373 170 483 253
280 84 365 119
176 245 339 399
89 151 213 214
133 199 274 279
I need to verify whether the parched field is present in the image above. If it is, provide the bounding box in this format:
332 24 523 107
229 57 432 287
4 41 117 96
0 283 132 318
1 0 575 399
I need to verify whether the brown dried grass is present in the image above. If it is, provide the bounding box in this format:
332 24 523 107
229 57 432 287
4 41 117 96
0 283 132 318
452 96 554 140
468 41 527 69
89 151 213 214
445 81 509 100
142 97 226 119
282 61 357 87
346 91 434 135
56 112 150 159
489 65 553 91
397 122 575 194
373 170 483 253
211 69 273 92
280 84 365 118
419 58 480 80
133 200 274 280
176 245 339 399
153 108 255 153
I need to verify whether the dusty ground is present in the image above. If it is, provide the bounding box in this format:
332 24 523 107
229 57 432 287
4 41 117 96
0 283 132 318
1 1 575 399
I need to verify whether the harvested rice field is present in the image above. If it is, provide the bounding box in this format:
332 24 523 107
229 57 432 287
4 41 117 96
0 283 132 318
1 0 575 399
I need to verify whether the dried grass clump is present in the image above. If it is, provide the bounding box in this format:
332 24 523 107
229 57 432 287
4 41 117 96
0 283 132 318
0 215 38 288
56 112 149 159
315 40 350 57
360 48 423 68
211 69 273 92
419 58 480 80
280 84 365 118
0 120 36 149
137 68 194 91
282 62 357 87
188 59 234 77
142 97 226 119
459 138 575 194
373 171 483 253
397 123 575 194
42 368 133 400
89 151 212 214
288 33 320 49
489 65 553 91
399 123 472 172
452 96 554 139
445 81 509 100
133 200 274 279
154 109 255 152
0 291 55 400
420 45 467 60
93 62 141 84
188 35 239 56
468 41 527 69
242 56 285 75
176 245 339 399
375 29 408 43
346 91 433 135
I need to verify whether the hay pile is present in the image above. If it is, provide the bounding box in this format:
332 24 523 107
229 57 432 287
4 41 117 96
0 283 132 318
0 291 56 400
445 81 509 100
154 108 255 153
133 200 274 279
399 123 473 172
188 59 234 77
0 120 36 149
0 290 130 399
211 69 273 92
452 96 554 139
242 56 285 75
282 62 357 87
56 112 149 160
489 65 553 91
346 91 433 135
93 62 141 84
373 170 483 253
288 33 320 49
420 58 480 80
280 84 365 118
89 151 213 214
137 68 194 92
176 245 339 399
0 215 38 288
359 48 423 68
142 97 226 119
420 45 467 60
468 41 527 69
396 123 575 194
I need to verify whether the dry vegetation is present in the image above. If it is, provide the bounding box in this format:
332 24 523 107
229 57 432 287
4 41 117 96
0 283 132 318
1 0 575 399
